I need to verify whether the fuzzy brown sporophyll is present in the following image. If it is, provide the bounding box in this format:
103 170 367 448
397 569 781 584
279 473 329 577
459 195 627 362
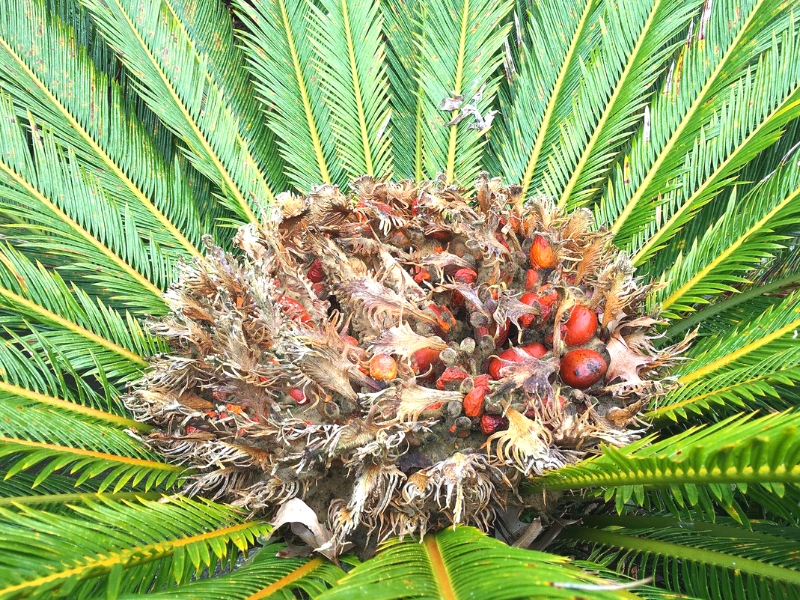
126 176 692 555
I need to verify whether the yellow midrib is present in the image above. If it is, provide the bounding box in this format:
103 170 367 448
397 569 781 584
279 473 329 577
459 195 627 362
520 0 595 200
445 0 471 184
680 316 800 384
110 0 262 223
278 0 332 185
0 521 258 596
610 0 766 236
557 0 663 209
424 535 457 600
341 0 375 176
662 184 800 311
0 380 149 430
633 85 800 265
0 37 201 259
0 157 163 300
246 556 326 600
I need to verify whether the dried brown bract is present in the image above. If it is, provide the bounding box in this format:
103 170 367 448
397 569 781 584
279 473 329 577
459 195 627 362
125 177 691 554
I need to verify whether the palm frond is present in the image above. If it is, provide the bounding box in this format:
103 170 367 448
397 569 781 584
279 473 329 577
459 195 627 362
0 0 204 262
654 157 800 317
492 0 600 199
0 244 162 383
596 0 794 249
234 0 339 191
0 496 269 599
308 0 393 181
0 94 167 310
317 526 638 600
561 515 800 599
382 0 424 180
79 0 276 222
552 0 698 209
531 411 800 522
119 545 344 599
415 0 512 184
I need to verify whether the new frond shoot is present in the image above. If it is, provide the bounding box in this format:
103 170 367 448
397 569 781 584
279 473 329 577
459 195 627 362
126 176 692 555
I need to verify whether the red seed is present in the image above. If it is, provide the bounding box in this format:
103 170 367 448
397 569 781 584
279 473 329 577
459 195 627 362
342 334 359 346
488 348 526 380
437 366 469 391
494 319 511 346
307 259 324 283
480 413 507 435
518 292 539 328
289 388 309 405
414 267 432 283
463 386 486 417
370 354 398 381
473 374 491 392
563 305 598 347
521 343 547 358
560 349 607 389
524 269 539 291
278 296 312 324
529 235 555 269
411 347 442 375
453 268 478 284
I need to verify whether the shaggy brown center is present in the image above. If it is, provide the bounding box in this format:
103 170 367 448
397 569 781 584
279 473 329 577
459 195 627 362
126 176 690 554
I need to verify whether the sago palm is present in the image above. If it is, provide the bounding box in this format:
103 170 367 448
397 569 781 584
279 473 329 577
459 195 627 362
0 0 799 597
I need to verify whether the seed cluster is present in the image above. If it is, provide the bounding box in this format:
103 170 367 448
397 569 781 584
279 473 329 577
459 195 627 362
126 176 690 553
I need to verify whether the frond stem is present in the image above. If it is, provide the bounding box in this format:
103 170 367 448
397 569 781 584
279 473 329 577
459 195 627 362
519 0 594 202
445 0 471 184
0 381 149 431
341 0 374 176
423 534 457 600
245 556 326 600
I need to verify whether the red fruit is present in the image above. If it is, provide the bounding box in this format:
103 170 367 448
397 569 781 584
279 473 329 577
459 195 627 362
488 348 526 380
518 292 539 328
411 347 441 375
536 284 559 321
436 366 469 391
414 267 432 283
453 268 478 284
520 343 547 358
480 413 508 435
529 235 555 269
463 386 486 417
342 334 359 346
428 304 456 333
370 354 398 381
289 388 309 405
495 233 510 250
473 374 491 392
307 259 324 283
524 269 539 291
451 290 465 308
278 296 312 324
563 305 598 346
494 319 511 346
560 349 607 389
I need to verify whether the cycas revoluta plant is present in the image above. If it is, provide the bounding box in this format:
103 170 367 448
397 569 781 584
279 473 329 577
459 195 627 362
0 0 798 597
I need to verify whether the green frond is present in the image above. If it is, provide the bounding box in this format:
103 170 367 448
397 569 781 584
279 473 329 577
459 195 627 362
382 0 424 180
551 0 697 209
492 0 600 199
596 0 793 247
674 292 800 385
163 0 288 195
0 94 167 310
531 411 800 522
308 0 393 181
631 26 800 265
79 0 276 222
121 546 344 599
0 465 103 501
561 515 800 599
0 436 185 492
0 0 204 262
0 496 269 599
655 158 800 317
0 244 163 383
317 526 637 600
234 0 339 191
415 0 512 184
